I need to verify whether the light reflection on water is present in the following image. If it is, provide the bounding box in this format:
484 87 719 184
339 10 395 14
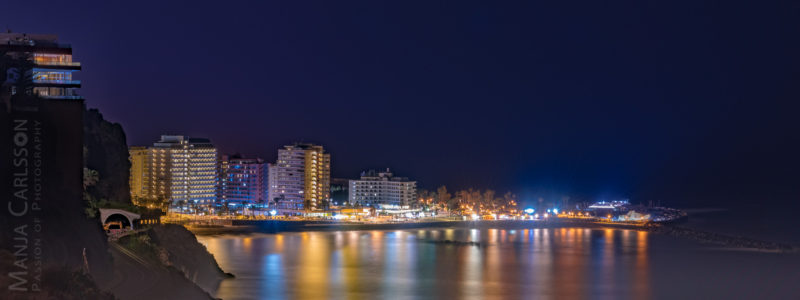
200 228 650 300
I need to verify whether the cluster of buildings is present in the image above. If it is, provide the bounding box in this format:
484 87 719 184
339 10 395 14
2 32 421 217
129 136 417 215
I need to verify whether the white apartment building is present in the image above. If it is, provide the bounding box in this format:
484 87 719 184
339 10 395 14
349 169 416 208
267 143 330 212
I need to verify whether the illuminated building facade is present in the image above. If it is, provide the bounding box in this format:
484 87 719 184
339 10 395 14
349 169 416 208
267 162 277 206
268 143 330 212
0 33 82 100
129 136 217 212
218 155 266 209
129 146 148 202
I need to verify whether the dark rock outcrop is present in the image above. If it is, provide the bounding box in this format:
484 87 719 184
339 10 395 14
0 250 116 300
107 225 232 299
148 225 233 291
1 98 115 297
83 108 131 205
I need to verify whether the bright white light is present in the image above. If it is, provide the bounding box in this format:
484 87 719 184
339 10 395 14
269 210 277 216
534 213 539 219
524 208 535 214
544 213 549 218
471 214 479 220
553 208 559 214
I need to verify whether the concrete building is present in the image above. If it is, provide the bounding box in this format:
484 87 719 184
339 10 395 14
349 169 416 208
267 162 277 206
0 33 82 100
218 155 267 210
268 143 330 212
129 146 148 201
128 135 217 212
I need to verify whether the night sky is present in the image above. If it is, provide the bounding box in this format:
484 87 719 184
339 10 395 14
4 1 798 208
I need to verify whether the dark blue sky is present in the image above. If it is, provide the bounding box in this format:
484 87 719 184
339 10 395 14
4 1 798 207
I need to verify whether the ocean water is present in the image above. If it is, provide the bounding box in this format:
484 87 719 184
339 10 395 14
197 227 800 300
681 207 800 245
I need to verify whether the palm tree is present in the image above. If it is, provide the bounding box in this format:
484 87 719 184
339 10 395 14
483 189 496 212
436 186 451 210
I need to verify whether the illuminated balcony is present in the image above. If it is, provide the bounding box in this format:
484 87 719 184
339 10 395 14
40 95 83 100
34 61 81 70
32 79 81 86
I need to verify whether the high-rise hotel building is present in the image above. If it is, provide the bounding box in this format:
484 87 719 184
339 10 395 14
129 146 149 201
349 169 417 208
268 143 330 212
129 136 217 212
0 33 82 100
218 155 267 208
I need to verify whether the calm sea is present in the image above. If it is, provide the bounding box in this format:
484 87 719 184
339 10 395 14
198 224 800 299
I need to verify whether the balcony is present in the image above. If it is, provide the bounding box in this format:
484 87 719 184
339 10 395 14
40 95 83 100
34 61 81 70
32 79 81 87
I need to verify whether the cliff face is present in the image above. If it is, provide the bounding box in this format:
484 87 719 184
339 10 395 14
148 225 232 292
107 225 231 299
1 98 115 297
83 108 131 205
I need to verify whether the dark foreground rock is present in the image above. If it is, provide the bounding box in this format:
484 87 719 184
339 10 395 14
148 225 234 286
103 224 232 300
648 224 798 252
0 250 115 300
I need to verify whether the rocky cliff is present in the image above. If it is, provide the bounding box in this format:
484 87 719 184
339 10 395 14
108 225 232 299
151 225 233 286
83 108 132 205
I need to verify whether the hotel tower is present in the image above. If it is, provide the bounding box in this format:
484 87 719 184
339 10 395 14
268 143 331 213
129 136 217 212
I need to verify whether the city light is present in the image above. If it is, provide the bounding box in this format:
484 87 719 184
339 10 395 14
269 210 277 216
524 208 535 214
